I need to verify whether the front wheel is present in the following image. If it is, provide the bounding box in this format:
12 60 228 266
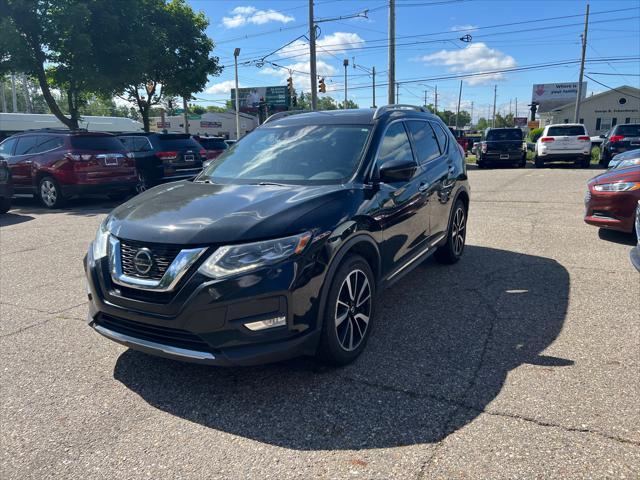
38 176 66 208
435 199 467 264
317 254 376 366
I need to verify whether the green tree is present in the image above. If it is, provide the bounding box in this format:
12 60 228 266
528 127 544 143
206 105 227 113
118 0 222 131
1 0 147 129
189 104 206 115
476 117 490 131
338 99 359 109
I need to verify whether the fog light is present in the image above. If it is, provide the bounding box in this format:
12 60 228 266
244 316 286 331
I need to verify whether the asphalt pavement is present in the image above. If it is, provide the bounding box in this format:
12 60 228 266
1 165 639 479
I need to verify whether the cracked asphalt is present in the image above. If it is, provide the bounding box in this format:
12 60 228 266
1 165 639 479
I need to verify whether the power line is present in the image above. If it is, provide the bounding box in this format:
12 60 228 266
583 75 640 100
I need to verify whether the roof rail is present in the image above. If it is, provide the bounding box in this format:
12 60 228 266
373 104 428 120
263 110 309 124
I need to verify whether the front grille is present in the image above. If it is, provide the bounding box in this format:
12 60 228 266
97 314 211 352
119 238 181 280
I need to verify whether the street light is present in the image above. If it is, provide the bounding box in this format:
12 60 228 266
343 58 349 109
234 47 241 140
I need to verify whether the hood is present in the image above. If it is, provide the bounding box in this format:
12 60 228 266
590 165 640 185
108 181 353 245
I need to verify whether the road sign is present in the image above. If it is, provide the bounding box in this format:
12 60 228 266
528 120 540 129
531 82 586 113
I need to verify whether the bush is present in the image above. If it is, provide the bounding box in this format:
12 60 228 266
528 127 544 143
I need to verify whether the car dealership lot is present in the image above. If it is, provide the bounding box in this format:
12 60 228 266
1 167 638 479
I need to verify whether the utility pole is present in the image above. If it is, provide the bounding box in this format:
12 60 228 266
470 101 474 126
309 0 318 111
424 90 427 108
21 75 32 113
434 85 438 114
234 48 241 139
387 0 395 105
574 3 589 123
515 97 518 119
455 80 463 129
183 97 189 134
372 66 376 108
10 74 17 112
396 82 400 104
492 85 497 128
343 58 349 109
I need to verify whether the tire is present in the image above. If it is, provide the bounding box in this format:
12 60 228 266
0 197 11 214
518 155 526 168
107 191 129 201
599 149 609 167
534 155 544 168
38 176 66 208
136 170 150 194
581 156 591 169
435 199 468 265
316 254 376 366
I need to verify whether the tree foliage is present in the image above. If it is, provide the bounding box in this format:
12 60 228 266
295 92 358 111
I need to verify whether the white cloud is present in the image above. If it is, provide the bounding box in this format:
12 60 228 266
451 24 478 32
205 80 240 95
277 32 365 62
222 6 294 29
421 42 517 85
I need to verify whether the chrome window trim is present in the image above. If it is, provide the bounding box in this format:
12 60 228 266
109 236 207 292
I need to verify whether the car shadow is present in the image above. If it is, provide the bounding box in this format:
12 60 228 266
113 245 571 450
598 228 637 246
0 212 34 227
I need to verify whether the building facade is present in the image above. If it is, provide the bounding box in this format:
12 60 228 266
149 111 259 139
539 85 640 135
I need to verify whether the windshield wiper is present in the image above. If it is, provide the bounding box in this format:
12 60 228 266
250 181 288 186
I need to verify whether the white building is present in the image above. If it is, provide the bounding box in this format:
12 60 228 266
149 111 258 139
539 85 640 135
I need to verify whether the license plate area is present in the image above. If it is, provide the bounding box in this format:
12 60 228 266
184 154 195 162
500 154 509 160
96 154 121 166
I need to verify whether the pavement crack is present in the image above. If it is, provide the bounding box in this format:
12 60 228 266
0 316 59 338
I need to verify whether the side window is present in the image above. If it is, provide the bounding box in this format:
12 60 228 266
134 137 152 152
406 121 440 164
433 123 449 153
35 136 63 153
118 136 132 150
377 122 414 167
14 136 40 155
0 138 17 156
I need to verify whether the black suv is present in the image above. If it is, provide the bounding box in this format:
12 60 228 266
477 127 526 168
85 106 470 366
599 123 640 166
117 133 206 191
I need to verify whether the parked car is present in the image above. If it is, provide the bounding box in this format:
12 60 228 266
193 136 228 161
85 106 470 367
0 157 13 213
584 164 640 234
630 201 640 271
477 127 527 168
117 133 207 192
535 123 591 168
449 127 470 154
599 123 640 166
0 129 137 208
607 148 640 170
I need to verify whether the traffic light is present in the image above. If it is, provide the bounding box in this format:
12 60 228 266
318 78 326 93
287 77 293 94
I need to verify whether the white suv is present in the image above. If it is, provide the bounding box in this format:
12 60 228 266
535 123 591 168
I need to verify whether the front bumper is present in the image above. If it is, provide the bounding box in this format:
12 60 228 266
84 240 327 366
584 190 639 233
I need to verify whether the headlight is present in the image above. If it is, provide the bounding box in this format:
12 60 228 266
92 217 110 259
198 232 312 279
593 182 640 192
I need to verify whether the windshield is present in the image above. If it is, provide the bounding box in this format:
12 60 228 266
486 129 522 141
547 125 586 136
198 124 371 184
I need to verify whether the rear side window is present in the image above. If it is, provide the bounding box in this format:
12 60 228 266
406 121 440 164
35 136 64 153
547 125 586 136
14 136 40 155
433 123 449 153
486 129 523 141
157 134 201 150
0 138 17 156
71 136 124 151
119 136 152 152
614 124 640 137
377 122 414 166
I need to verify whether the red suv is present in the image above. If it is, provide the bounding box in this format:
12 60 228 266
0 130 137 208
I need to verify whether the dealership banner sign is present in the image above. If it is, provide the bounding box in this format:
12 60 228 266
532 82 586 113
231 86 289 114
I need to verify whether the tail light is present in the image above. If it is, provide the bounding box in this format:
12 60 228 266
577 136 590 141
65 153 92 161
609 135 624 143
199 149 207 157
155 151 178 160
540 137 555 143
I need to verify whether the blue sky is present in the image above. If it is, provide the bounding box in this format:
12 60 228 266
191 0 640 120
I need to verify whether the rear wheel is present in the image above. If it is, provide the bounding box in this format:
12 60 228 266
0 197 11 214
317 254 375 366
435 199 467 264
580 155 591 169
38 176 66 209
518 155 527 168
534 155 544 168
136 171 150 194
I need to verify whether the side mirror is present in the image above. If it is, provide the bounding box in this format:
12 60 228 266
378 158 417 183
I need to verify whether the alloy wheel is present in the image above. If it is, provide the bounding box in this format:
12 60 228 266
136 172 148 193
335 269 371 352
451 207 466 256
40 180 58 207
